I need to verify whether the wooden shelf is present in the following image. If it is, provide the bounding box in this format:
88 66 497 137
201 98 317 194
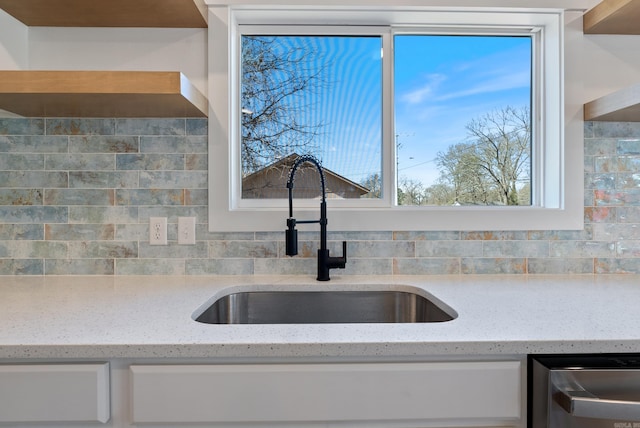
583 0 640 121
584 0 640 34
0 0 206 28
584 83 640 121
0 71 208 118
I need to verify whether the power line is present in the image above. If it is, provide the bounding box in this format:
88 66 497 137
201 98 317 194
399 158 436 171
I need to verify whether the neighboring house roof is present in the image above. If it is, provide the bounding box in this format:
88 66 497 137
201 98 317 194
242 153 370 199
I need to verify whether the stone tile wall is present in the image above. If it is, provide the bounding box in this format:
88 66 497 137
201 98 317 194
0 118 637 275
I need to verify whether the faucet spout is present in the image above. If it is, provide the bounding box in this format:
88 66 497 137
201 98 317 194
285 155 347 281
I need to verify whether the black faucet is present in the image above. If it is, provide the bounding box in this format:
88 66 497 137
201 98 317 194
285 155 347 281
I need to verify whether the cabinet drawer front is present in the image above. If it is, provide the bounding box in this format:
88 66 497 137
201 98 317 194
0 363 110 423
131 361 520 424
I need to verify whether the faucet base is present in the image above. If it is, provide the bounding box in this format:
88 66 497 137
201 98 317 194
317 246 346 281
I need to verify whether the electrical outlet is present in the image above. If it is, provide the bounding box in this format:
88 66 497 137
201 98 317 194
178 217 196 245
149 217 167 245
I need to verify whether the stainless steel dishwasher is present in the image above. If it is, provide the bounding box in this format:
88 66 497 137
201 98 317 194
530 355 640 428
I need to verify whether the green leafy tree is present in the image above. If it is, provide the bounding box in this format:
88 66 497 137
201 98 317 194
398 177 428 205
435 142 493 205
424 182 456 206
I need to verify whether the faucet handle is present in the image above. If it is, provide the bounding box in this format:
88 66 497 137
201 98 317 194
329 241 347 268
285 218 298 256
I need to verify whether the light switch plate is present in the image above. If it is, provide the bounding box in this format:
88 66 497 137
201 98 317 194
178 217 196 245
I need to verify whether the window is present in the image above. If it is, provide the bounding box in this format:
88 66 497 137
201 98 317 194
394 34 532 207
240 32 384 201
208 6 583 232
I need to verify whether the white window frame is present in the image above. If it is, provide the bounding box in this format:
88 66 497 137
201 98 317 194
207 5 583 232
235 25 392 209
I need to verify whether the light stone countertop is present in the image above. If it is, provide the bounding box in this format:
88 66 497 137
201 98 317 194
1 274 639 360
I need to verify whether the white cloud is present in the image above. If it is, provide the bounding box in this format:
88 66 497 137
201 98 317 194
436 69 530 101
400 43 530 106
400 73 446 104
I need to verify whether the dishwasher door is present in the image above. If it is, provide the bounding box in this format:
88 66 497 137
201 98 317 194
531 355 640 428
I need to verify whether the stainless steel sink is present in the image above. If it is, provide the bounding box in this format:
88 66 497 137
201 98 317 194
194 289 456 324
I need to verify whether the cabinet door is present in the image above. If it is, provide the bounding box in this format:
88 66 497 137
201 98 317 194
0 363 110 423
131 361 520 425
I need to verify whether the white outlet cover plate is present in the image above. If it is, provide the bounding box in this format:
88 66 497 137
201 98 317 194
149 217 168 245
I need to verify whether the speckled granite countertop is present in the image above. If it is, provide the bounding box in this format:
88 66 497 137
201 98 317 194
1 275 639 360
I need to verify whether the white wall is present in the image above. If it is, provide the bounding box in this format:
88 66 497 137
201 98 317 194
0 0 639 106
583 34 640 102
206 0 601 7
28 27 207 95
0 9 28 69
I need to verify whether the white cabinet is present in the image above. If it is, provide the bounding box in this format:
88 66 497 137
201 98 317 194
0 359 522 427
131 361 521 427
0 363 110 424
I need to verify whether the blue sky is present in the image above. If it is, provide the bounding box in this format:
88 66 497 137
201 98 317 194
244 34 531 189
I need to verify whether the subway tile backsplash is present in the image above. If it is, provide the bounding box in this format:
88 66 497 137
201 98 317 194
0 117 639 275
